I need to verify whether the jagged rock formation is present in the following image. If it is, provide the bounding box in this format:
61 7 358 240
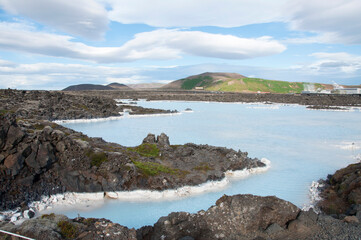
0 89 177 120
139 194 361 240
1 194 361 240
0 114 264 212
0 214 137 240
0 89 120 120
317 162 361 217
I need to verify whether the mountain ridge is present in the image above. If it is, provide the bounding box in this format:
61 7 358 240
163 72 361 94
62 83 132 91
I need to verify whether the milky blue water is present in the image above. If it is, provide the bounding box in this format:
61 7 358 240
52 101 361 229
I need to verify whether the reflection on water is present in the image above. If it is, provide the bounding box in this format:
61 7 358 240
46 101 361 229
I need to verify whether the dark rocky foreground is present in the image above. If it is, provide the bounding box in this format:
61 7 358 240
0 113 264 212
1 88 360 239
317 162 361 218
1 194 360 240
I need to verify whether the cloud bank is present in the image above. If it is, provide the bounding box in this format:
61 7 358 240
0 0 108 40
104 0 361 44
0 24 286 63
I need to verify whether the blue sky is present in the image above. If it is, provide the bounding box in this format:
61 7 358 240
0 0 360 89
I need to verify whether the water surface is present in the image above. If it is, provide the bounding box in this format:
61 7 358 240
48 101 361 228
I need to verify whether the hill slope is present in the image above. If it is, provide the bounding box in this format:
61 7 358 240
63 83 132 91
163 72 331 94
107 82 132 90
163 72 246 90
63 84 115 91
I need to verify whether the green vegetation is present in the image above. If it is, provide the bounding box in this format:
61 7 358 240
76 136 90 142
57 220 78 239
207 78 305 93
41 213 55 219
181 76 213 90
0 109 8 116
83 218 97 225
86 150 108 167
128 143 160 158
133 161 186 176
314 83 326 90
193 162 214 172
75 104 90 111
33 123 46 130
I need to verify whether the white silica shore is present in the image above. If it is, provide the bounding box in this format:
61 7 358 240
302 181 324 212
53 114 124 124
26 158 270 217
53 112 183 124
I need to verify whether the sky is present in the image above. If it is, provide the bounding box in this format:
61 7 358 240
0 0 360 90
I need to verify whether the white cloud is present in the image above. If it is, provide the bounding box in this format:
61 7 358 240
104 0 361 45
0 23 286 63
0 0 108 40
0 60 138 89
293 52 361 75
285 0 361 44
1 59 360 90
105 0 288 28
106 76 150 85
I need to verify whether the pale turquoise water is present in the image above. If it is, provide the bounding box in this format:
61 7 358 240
52 101 361 228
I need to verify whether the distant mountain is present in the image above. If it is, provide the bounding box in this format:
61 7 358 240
63 83 132 91
107 82 132 90
163 72 356 94
63 84 115 91
128 83 166 89
163 72 246 90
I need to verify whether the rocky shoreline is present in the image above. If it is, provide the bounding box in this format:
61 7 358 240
0 112 266 214
0 89 177 121
1 193 360 240
1 88 360 239
70 89 361 109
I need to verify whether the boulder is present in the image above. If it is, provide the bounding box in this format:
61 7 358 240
287 219 309 233
265 223 283 234
4 153 24 176
157 133 170 146
36 142 56 169
5 125 25 150
148 194 300 239
142 133 156 144
42 126 53 141
51 130 65 141
55 141 66 152
343 216 359 223
23 209 35 219
25 151 41 173
0 128 6 149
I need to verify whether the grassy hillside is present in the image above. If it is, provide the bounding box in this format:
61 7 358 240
164 72 353 94
207 78 306 94
181 76 213 90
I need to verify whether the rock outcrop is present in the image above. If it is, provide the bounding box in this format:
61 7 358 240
2 194 361 240
137 194 361 240
0 89 176 121
139 194 300 240
317 162 361 219
96 90 361 109
0 114 265 213
0 214 136 240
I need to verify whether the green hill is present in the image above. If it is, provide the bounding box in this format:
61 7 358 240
163 72 326 94
207 78 306 93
